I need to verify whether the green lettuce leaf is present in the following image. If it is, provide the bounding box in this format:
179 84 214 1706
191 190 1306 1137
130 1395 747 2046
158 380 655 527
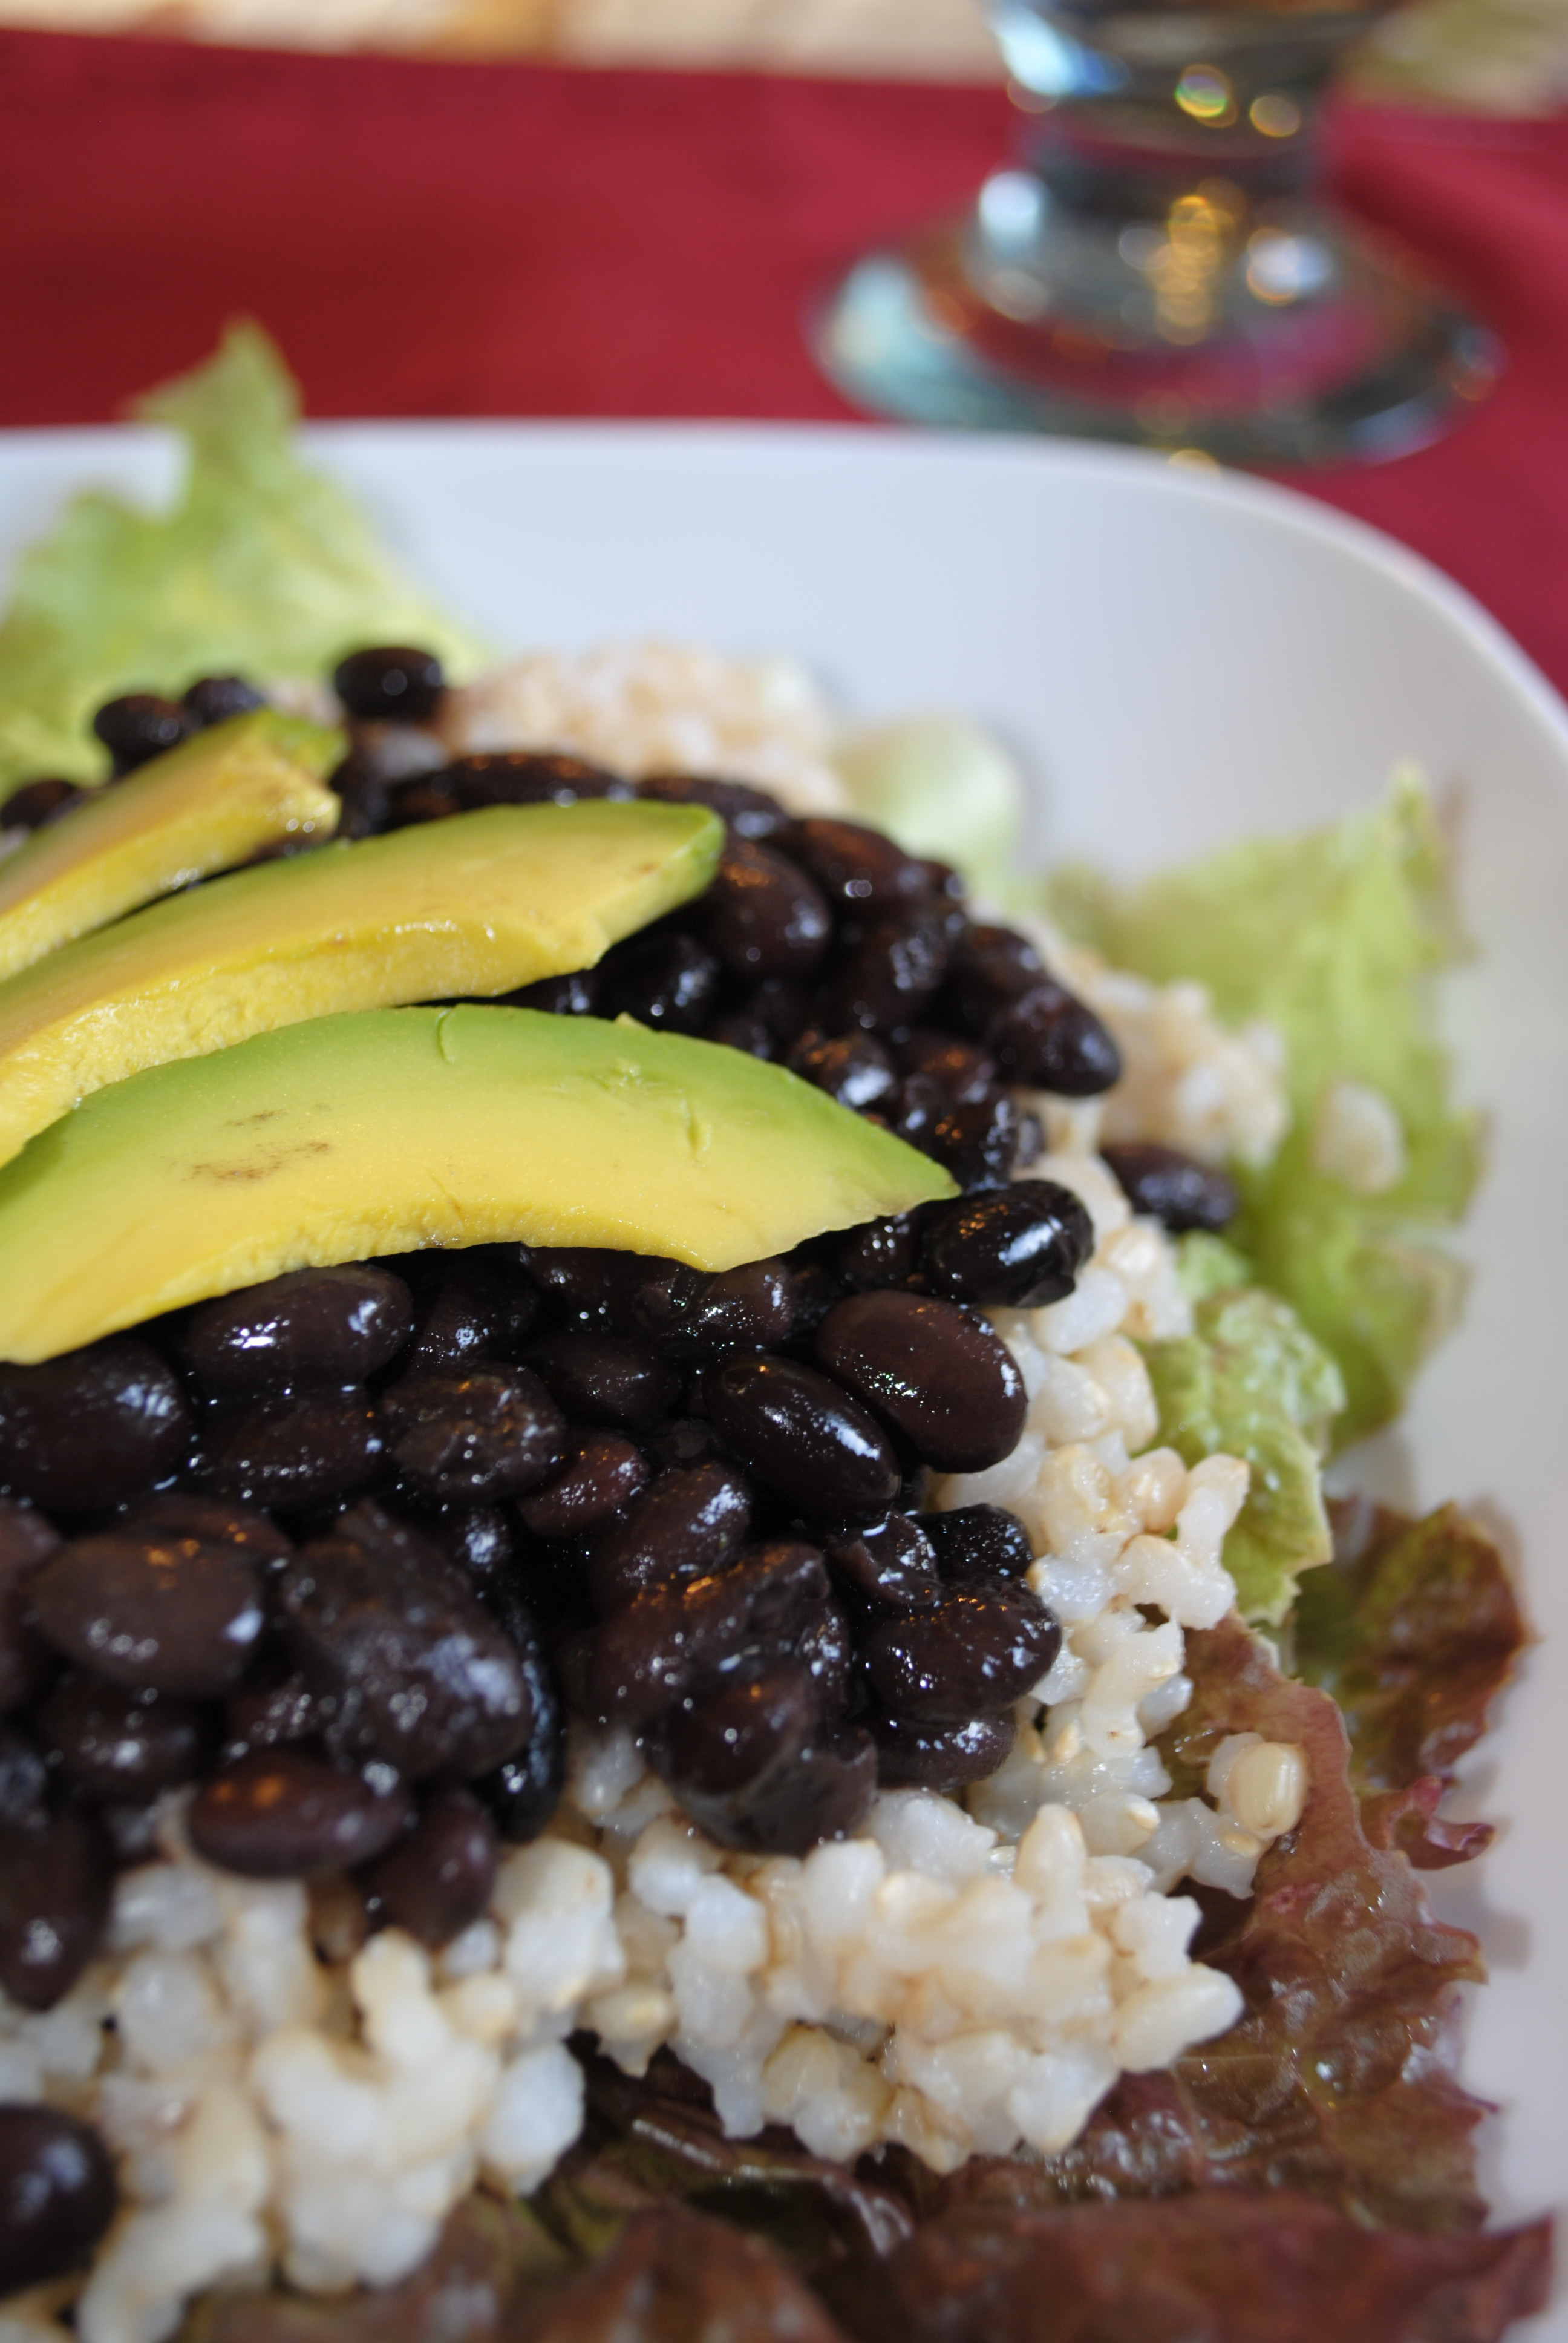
1142 1274 1345 1624
0 323 485 795
1047 775 1480 1444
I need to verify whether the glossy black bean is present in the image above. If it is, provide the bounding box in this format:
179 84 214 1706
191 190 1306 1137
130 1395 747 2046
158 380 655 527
116 1490 293 1571
595 932 722 1035
900 1029 996 1103
506 969 598 1016
190 1751 414 1878
664 1663 817 1797
0 1806 109 2008
407 1501 516 1584
788 1031 898 1113
403 1248 538 1370
92 693 192 770
863 1581 1059 1724
0 2106 116 2292
183 675 266 727
589 1540 828 1728
0 1728 47 1830
872 1711 1017 1792
226 1668 323 1754
670 1708 877 1855
783 1260 841 1337
30 1527 264 1697
333 646 445 723
179 1265 414 1396
200 1389 385 1513
518 1434 649 1540
630 1258 795 1363
702 841 831 982
638 1416 722 1472
384 776 460 829
742 977 812 1052
525 1334 681 1433
584 1460 752 1612
380 1367 565 1500
0 1339 190 1513
359 1788 498 1948
36 1676 218 1802
793 1594 854 1712
921 1180 1095 1309
986 982 1122 1096
708 1011 774 1058
823 1513 942 1610
826 1211 924 1295
941 923 1045 1032
326 752 390 841
636 772 788 841
917 1504 1033 1584
1101 1141 1240 1233
821 913 955 1036
0 779 85 830
924 1089 1029 1191
786 819 928 911
0 1500 57 1714
282 1503 534 1779
466 1582 564 1843
890 1072 950 1152
445 750 630 808
521 1248 654 1329
705 1354 900 1519
816 1293 1026 1475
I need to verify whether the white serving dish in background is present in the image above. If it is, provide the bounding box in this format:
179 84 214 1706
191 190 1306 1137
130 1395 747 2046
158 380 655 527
1 423 1564 2328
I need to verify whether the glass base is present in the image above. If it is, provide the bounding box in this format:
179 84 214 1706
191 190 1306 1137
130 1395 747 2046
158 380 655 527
815 212 1500 468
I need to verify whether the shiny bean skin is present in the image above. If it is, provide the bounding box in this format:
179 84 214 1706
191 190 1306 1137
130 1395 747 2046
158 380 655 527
816 1292 1026 1475
525 1334 682 1433
446 750 629 808
226 1670 323 1754
518 1434 650 1539
327 753 390 841
0 1499 57 1713
640 1417 722 1472
35 1676 218 1803
380 1367 566 1500
663 1663 817 1797
508 969 598 1017
986 982 1122 1096
890 1072 950 1152
861 1581 1059 1724
872 1711 1017 1792
92 693 193 770
178 1265 413 1395
0 1339 190 1513
117 1490 293 1570
521 1248 654 1329
630 1258 795 1362
584 1460 752 1612
183 674 266 727
921 1180 1095 1309
199 1389 385 1513
403 1249 538 1369
189 1751 414 1879
596 932 722 1035
788 1031 898 1113
0 2105 117 2294
783 1260 841 1337
333 645 445 723
941 923 1046 1032
786 819 929 911
0 1728 47 1829
793 1594 854 1712
405 1501 515 1584
705 1355 900 1520
925 1090 1030 1191
821 913 955 1036
467 1588 565 1844
281 1503 534 1779
0 778 85 830
0 1807 110 2007
702 841 831 981
827 1211 924 1294
917 1504 1033 1585
900 1030 997 1104
636 772 788 841
359 1788 498 1948
29 1529 264 1697
708 1010 774 1059
1101 1142 1240 1233
677 1719 876 1855
823 1513 942 1610
589 1541 828 1729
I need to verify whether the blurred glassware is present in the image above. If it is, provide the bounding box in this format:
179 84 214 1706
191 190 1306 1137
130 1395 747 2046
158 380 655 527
814 0 1502 465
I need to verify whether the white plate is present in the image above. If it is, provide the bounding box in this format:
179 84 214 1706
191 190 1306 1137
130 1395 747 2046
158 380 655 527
2 423 1566 2321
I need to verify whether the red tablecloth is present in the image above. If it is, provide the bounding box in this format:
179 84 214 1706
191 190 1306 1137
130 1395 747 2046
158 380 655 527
1 29 1564 699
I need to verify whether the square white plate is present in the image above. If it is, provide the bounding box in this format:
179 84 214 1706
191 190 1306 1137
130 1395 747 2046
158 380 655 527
2 422 1565 2324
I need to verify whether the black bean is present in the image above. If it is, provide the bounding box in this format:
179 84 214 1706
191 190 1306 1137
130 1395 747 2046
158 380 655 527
705 1355 900 1519
862 1581 1059 1723
0 1500 57 1714
0 1339 190 1513
518 1434 649 1540
664 1663 818 1798
380 1367 565 1501
630 1258 794 1363
92 693 193 771
890 1072 951 1152
1101 1142 1239 1233
742 977 811 1053
0 2106 116 2292
668 1700 877 1854
595 932 722 1035
794 1594 854 1712
786 819 928 911
702 841 831 982
708 1011 775 1058
783 1260 842 1337
359 1788 498 1948
0 1727 47 1829
985 982 1121 1096
921 1180 1095 1309
821 913 956 1036
506 969 599 1017
0 778 85 830
827 1211 924 1294
589 1540 828 1728
525 1334 681 1433
200 1390 385 1513
333 646 445 723
384 775 460 829
36 1676 218 1802
179 1265 414 1396
941 922 1043 1027
445 750 630 808
403 1249 538 1371
467 1585 564 1843
584 1460 752 1613
521 1248 653 1329
410 1501 515 1584
226 1669 323 1754
30 1527 264 1697
823 1513 942 1610
871 1711 1017 1791
924 1089 1029 1191
325 752 389 841
282 1503 535 1780
183 675 266 727
639 1416 722 1472
116 1490 293 1571
636 772 788 841
788 1032 898 1113
917 1504 1034 1584
900 1030 997 1103
816 1292 1026 1475
0 1806 109 2007
190 1751 414 1878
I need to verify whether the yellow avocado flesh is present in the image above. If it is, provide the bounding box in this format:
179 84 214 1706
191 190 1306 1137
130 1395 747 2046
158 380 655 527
0 1006 958 1361
0 710 344 982
0 798 724 1168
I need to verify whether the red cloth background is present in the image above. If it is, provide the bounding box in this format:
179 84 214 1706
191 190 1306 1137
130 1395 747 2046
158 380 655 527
0 29 1564 698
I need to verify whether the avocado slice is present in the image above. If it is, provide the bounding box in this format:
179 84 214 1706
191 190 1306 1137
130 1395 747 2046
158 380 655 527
0 1006 958 1360
0 710 343 981
0 798 724 1167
